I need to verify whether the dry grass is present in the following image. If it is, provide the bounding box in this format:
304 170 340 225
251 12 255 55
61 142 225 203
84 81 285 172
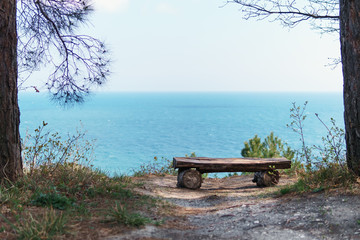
0 164 166 240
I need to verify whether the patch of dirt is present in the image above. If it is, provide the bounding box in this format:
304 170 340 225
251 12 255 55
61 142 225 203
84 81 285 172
107 175 360 240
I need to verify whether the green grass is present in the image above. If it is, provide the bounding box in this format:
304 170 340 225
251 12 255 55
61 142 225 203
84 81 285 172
107 202 151 227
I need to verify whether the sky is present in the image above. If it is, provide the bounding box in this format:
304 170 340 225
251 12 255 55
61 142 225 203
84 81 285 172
31 0 344 93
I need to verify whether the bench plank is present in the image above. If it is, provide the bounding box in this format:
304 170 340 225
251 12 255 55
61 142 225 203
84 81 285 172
173 157 291 173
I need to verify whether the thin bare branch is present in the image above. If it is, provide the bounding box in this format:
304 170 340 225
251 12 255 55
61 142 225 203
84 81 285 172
225 0 339 34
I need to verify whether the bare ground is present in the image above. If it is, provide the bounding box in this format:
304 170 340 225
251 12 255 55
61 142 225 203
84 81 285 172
106 174 360 240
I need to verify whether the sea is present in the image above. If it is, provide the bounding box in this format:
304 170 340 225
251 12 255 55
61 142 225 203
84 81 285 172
19 92 344 176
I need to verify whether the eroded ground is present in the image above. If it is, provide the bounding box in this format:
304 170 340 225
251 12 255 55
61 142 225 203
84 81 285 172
107 175 360 240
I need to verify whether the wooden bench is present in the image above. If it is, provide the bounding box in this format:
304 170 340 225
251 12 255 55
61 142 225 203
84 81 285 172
173 157 291 189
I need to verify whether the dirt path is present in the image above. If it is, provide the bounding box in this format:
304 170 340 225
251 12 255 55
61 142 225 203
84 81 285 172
106 175 360 240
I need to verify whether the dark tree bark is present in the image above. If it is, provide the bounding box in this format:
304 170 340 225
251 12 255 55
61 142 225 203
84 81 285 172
340 0 360 175
0 0 23 182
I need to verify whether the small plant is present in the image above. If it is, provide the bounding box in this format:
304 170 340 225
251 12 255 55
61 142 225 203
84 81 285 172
108 202 150 227
133 153 199 177
185 152 197 158
287 101 312 169
132 156 176 177
30 192 75 210
313 115 346 167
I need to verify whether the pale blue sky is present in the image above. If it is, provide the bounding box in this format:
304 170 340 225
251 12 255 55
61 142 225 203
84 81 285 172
33 0 344 93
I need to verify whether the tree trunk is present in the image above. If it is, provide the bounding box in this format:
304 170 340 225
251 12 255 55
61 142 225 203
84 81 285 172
0 0 22 182
340 1 360 175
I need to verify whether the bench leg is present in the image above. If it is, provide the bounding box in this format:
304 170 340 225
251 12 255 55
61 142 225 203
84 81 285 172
177 168 202 189
252 170 280 187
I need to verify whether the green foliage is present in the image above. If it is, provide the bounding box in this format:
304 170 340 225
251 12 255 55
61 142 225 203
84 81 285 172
241 134 262 157
241 132 294 160
241 133 299 176
30 192 74 210
108 202 150 227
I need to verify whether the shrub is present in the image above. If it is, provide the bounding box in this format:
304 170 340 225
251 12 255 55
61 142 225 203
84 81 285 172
22 121 96 176
241 132 299 175
241 132 295 160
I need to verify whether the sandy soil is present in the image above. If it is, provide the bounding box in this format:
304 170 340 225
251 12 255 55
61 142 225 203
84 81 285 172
106 174 360 240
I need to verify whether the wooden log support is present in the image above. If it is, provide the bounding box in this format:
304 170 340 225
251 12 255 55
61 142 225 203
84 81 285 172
252 170 280 187
173 157 291 189
177 168 202 189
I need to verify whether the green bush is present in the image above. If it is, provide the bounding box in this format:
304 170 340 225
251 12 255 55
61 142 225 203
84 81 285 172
241 132 294 160
30 192 74 210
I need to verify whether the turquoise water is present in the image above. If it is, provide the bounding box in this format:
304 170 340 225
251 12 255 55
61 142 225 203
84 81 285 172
19 92 344 175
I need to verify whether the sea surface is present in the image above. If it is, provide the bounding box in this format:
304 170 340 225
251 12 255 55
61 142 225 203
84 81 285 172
19 92 344 176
